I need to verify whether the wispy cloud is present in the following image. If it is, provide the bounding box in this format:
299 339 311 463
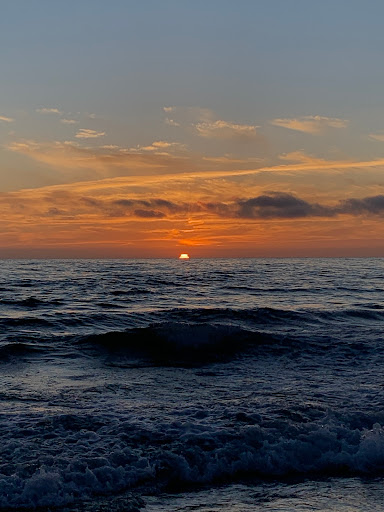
8 137 384 190
278 151 334 166
36 107 63 115
6 139 196 179
0 115 14 123
132 141 186 153
61 118 78 125
165 118 180 127
75 129 106 139
270 115 348 134
369 132 384 142
163 106 215 125
163 106 260 142
195 120 260 141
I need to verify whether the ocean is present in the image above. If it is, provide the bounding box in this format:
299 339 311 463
1 258 384 511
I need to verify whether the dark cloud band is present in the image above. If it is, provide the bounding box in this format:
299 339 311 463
40 192 384 221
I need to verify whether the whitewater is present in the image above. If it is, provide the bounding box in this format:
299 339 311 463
1 258 384 511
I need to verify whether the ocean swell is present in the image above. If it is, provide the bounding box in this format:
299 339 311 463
78 322 259 365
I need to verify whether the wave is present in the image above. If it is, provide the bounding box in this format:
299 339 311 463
110 288 152 296
1 304 382 365
0 316 55 328
156 305 384 328
2 302 383 332
0 342 41 360
152 307 313 327
78 322 265 365
2 409 384 509
0 296 62 307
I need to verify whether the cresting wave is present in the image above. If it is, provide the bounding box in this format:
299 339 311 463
77 322 258 365
1 303 381 363
2 409 384 509
73 305 382 363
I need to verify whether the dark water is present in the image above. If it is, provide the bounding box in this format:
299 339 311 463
1 258 384 511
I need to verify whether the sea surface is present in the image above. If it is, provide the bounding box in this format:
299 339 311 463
1 258 384 511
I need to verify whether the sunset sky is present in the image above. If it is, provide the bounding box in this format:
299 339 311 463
2 0 384 258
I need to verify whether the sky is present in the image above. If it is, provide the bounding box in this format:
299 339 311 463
2 0 384 258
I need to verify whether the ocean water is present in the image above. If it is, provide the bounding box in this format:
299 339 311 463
1 258 384 511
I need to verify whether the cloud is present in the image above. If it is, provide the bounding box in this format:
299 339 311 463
235 192 332 219
61 119 78 125
75 129 106 139
5 184 384 224
165 118 180 127
194 120 260 141
339 195 384 215
0 115 14 123
36 108 63 115
5 139 199 180
235 193 384 219
369 133 384 142
163 106 215 125
95 192 384 221
278 151 334 166
270 115 348 134
133 140 186 153
163 106 261 142
134 209 166 219
202 155 263 165
9 137 384 195
203 193 384 220
113 198 187 216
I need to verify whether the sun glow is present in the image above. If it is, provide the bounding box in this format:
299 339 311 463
179 253 190 259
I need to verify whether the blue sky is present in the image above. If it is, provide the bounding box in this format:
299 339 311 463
3 1 383 123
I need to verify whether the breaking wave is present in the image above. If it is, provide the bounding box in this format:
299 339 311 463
2 408 384 509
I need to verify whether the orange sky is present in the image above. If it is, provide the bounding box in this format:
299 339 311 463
2 155 384 258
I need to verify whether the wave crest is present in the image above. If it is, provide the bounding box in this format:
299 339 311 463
78 322 258 365
2 412 384 509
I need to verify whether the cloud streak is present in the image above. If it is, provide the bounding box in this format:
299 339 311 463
0 115 14 123
61 118 78 125
132 141 186 153
195 120 260 141
36 108 63 115
75 129 106 139
6 139 269 183
270 115 348 134
369 133 384 142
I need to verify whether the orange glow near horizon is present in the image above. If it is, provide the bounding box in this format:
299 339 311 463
4 122 384 259
179 253 190 259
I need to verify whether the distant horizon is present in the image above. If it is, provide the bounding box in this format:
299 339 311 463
2 254 384 261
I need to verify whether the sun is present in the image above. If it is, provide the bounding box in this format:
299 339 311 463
178 253 190 259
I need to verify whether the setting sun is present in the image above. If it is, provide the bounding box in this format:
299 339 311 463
179 253 190 259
